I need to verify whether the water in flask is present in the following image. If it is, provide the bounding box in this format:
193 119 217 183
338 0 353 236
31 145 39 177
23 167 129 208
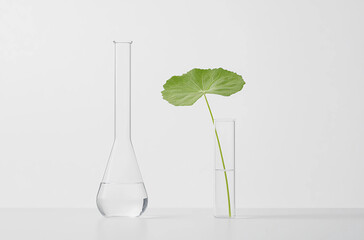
97 182 148 217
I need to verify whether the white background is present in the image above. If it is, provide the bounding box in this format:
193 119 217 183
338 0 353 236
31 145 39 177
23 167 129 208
1 0 364 208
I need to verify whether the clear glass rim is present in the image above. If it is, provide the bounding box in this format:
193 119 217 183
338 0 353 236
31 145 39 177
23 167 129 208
113 41 133 44
214 118 235 122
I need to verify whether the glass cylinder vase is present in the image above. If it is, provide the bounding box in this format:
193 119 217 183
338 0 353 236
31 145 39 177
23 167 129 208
96 41 148 217
214 119 235 218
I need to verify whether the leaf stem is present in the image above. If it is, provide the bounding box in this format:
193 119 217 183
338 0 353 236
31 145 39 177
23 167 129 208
203 94 232 217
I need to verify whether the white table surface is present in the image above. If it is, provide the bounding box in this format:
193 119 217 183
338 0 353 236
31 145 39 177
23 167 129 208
1 208 364 240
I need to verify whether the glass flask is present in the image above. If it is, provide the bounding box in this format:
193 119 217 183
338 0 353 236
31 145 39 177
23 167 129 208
97 41 148 217
214 119 235 218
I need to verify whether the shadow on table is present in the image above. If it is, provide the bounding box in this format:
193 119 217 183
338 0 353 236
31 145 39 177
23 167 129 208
139 215 181 219
235 211 364 219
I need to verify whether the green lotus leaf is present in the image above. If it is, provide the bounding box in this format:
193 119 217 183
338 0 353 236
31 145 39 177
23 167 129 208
162 68 245 106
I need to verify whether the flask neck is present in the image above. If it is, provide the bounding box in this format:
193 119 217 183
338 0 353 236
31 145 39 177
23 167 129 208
114 42 132 141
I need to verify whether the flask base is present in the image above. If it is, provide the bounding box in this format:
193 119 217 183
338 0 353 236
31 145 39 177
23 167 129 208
96 182 148 217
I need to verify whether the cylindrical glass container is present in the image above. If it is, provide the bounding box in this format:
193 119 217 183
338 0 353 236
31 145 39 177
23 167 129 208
96 41 148 217
214 119 235 218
